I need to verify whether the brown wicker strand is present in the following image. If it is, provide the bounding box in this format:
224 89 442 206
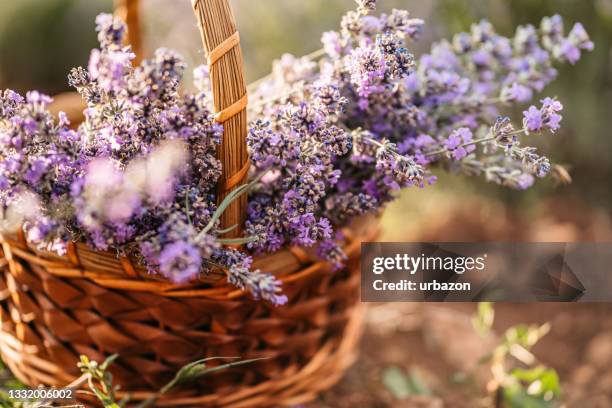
223 159 251 191
192 0 249 238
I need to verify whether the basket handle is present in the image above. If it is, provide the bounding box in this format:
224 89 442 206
191 0 249 238
114 0 249 238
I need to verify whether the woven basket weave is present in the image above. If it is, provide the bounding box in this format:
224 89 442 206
0 0 378 406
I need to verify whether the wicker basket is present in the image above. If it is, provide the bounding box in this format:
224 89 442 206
0 0 379 406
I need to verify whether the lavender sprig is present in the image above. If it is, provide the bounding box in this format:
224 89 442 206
245 0 591 269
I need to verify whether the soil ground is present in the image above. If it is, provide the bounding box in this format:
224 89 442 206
312 194 612 407
312 303 612 407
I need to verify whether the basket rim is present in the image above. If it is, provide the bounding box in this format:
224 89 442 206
0 214 379 299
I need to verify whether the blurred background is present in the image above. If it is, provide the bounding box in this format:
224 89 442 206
1 0 611 406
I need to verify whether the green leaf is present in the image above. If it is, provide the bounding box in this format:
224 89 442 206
100 353 119 371
217 224 239 234
450 371 468 384
118 394 132 408
503 384 556 408
200 171 267 236
407 369 432 396
134 357 266 408
89 381 111 406
538 369 561 397
511 366 547 383
504 323 550 350
382 366 413 399
184 357 266 378
161 357 266 395
472 302 495 336
216 236 259 245
381 366 431 399
1 380 26 390
0 390 21 408
201 185 248 234
510 366 561 398
476 350 494 366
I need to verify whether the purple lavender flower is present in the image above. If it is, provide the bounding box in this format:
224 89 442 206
444 128 475 160
522 106 544 133
537 13 594 66
317 125 352 156
228 266 288 306
523 97 563 133
541 15 564 36
25 91 53 106
355 0 376 14
324 192 376 224
348 46 385 100
540 97 563 130
313 82 347 115
215 248 287 305
555 23 594 64
193 65 211 93
374 139 424 187
0 89 24 118
247 120 300 169
514 173 535 190
569 23 594 52
158 241 202 283
501 83 533 103
322 31 344 58
317 238 348 271
290 214 332 246
95 13 126 49
381 9 425 41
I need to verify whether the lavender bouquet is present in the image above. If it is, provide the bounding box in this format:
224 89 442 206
0 1 592 305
